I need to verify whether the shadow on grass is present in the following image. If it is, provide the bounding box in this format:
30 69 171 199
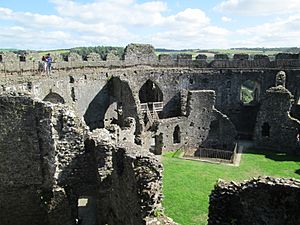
243 148 300 162
295 169 300 175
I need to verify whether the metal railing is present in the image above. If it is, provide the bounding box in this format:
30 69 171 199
140 102 163 113
195 143 238 163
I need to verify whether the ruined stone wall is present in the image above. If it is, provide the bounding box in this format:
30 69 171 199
0 96 44 225
91 140 163 225
0 93 165 225
0 47 294 71
0 67 280 149
254 85 300 154
208 177 300 225
155 90 237 154
1 45 300 153
124 44 157 64
1 46 300 75
0 94 79 225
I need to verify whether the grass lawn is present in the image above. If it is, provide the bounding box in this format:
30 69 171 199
162 149 300 225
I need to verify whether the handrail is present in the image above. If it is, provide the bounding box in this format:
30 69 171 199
140 102 163 113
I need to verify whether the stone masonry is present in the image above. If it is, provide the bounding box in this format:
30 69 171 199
1 44 300 225
208 177 300 225
0 93 167 225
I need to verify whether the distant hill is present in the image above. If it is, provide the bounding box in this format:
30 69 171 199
0 48 20 52
1 46 299 60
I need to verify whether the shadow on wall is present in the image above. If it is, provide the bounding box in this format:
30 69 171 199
84 77 139 132
199 114 237 153
162 92 181 118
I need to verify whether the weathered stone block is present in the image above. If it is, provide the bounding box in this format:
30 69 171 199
124 43 157 64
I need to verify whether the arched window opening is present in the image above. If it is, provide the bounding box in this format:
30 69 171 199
69 76 75 83
261 122 270 137
43 92 65 104
139 80 163 103
240 80 260 105
173 125 181 144
19 55 26 62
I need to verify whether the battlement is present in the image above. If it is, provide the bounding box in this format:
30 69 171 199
1 44 300 75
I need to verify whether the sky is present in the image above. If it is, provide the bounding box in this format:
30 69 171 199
0 0 300 50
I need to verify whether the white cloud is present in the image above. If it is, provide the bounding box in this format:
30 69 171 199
50 0 168 26
221 16 232 22
147 8 230 49
215 0 300 16
233 15 300 47
0 1 230 49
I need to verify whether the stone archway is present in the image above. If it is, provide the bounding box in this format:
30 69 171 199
139 79 163 103
261 122 270 137
84 77 139 132
173 125 181 144
43 92 65 104
240 80 261 105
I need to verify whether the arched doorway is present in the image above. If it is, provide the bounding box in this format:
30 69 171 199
84 77 139 132
173 125 181 144
261 122 270 137
240 80 260 105
139 80 164 121
43 92 65 104
139 80 163 103
237 80 261 139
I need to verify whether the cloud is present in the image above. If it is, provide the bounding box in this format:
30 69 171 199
0 1 230 49
233 15 300 47
221 16 232 22
50 0 168 26
146 8 230 49
214 0 300 16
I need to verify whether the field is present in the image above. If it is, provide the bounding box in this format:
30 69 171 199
1 47 297 61
162 149 300 225
155 49 284 60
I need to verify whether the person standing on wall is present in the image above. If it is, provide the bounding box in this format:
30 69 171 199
46 53 52 75
42 55 47 73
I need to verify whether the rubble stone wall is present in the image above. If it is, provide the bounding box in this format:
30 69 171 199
1 45 300 74
208 177 300 225
0 94 165 225
254 85 300 154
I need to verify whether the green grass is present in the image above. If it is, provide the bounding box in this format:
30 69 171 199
241 86 253 103
162 149 300 225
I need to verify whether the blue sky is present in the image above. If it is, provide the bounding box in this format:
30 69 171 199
0 0 300 50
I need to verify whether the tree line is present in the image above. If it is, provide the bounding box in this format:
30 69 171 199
69 46 124 60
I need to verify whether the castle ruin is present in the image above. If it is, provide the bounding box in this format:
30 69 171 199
0 44 300 225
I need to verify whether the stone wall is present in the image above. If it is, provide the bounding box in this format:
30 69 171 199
0 93 166 225
0 93 77 225
3 66 298 152
1 46 300 154
208 177 300 225
254 84 300 154
155 90 237 154
124 43 157 64
2 44 300 75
